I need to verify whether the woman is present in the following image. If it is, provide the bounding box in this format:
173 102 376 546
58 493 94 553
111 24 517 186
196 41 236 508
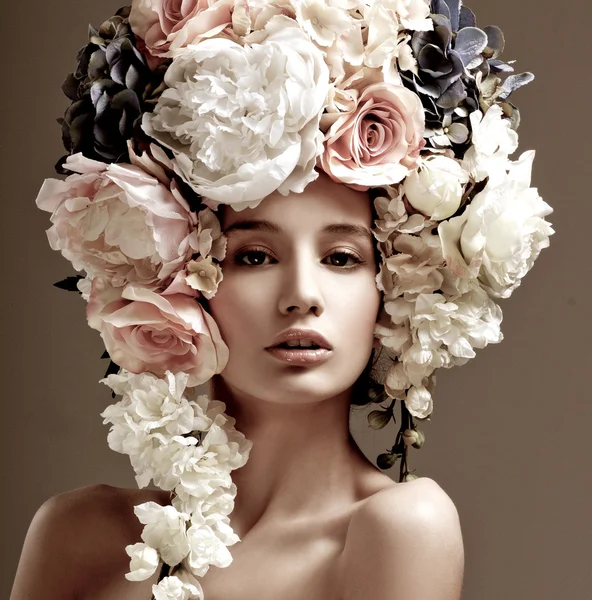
11 169 464 600
11 169 463 600
11 0 553 598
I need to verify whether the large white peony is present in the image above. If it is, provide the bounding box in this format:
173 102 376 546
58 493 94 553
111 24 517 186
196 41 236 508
439 151 555 299
142 15 330 210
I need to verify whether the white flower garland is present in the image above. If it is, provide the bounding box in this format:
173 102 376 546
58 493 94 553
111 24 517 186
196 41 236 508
101 370 252 597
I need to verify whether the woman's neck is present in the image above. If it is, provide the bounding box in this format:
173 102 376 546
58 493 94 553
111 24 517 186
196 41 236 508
208 377 373 538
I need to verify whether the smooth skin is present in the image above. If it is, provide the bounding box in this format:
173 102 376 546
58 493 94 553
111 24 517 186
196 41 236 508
11 171 464 600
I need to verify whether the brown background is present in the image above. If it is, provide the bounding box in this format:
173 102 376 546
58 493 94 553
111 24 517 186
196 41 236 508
1 0 589 598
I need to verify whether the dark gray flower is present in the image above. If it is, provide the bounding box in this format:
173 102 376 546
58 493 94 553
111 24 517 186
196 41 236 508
55 6 168 174
400 0 534 149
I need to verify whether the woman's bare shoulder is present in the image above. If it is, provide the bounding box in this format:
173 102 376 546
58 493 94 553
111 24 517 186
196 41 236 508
49 484 171 566
10 484 170 600
344 476 460 567
340 477 464 600
359 476 460 525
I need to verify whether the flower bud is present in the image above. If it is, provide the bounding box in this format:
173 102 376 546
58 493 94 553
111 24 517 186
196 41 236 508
402 428 425 449
368 409 392 430
403 155 469 221
377 452 401 470
404 473 419 482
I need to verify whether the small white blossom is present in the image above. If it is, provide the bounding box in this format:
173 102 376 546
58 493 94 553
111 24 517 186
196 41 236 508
363 0 431 83
372 184 427 243
152 574 203 600
379 229 446 301
392 0 434 31
185 257 223 299
186 523 235 577
135 502 192 566
462 105 519 184
295 0 355 48
125 542 160 582
173 484 237 522
384 361 410 397
405 384 434 419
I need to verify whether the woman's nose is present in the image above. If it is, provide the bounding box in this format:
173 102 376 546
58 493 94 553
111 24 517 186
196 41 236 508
277 249 325 316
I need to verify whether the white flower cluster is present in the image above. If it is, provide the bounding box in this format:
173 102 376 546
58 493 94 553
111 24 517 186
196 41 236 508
100 370 253 597
371 106 553 418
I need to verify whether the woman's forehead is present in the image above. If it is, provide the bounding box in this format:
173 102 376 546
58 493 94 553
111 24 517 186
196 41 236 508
220 173 373 231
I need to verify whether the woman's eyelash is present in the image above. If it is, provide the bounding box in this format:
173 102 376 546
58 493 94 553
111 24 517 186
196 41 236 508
232 247 365 269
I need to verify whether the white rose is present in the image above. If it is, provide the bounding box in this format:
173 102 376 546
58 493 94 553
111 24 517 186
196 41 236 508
403 155 469 220
439 151 555 299
462 104 519 184
142 16 330 210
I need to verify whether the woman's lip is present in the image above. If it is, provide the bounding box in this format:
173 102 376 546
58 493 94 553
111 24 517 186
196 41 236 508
265 347 332 365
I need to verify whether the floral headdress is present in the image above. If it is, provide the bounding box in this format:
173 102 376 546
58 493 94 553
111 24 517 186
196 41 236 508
35 1 554 598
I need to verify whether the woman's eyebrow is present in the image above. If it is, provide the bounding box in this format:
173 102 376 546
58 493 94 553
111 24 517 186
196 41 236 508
223 218 373 242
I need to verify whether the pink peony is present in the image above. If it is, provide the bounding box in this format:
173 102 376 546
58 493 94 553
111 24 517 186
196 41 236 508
87 278 229 385
35 153 197 290
129 0 233 58
319 82 426 190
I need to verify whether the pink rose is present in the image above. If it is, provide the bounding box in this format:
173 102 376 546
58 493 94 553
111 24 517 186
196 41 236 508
87 278 229 385
129 0 233 58
319 82 426 190
35 153 197 290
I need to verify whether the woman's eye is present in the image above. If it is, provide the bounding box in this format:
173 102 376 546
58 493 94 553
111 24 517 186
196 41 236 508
325 251 363 269
233 249 363 269
234 249 273 266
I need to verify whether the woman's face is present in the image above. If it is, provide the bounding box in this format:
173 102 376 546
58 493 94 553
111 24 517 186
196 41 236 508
207 171 382 406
